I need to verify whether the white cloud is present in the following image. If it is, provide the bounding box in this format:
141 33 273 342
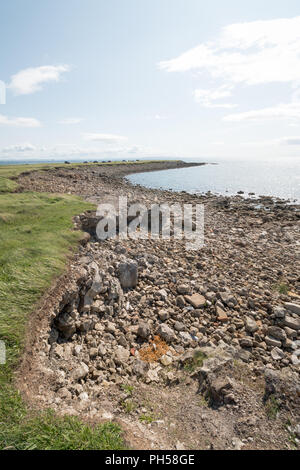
194 85 236 108
280 137 300 145
0 114 41 127
82 133 128 143
58 118 83 125
159 16 300 86
9 65 70 95
223 102 300 122
2 143 37 153
0 142 175 160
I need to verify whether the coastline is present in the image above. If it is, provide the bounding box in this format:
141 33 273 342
3 160 300 450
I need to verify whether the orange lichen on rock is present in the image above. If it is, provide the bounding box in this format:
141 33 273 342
139 335 169 363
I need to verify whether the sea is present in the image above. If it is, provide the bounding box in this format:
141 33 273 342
1 157 299 202
127 157 300 202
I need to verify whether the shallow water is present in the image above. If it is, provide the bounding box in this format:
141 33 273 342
127 158 300 202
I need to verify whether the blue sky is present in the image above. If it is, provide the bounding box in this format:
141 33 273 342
1 0 300 161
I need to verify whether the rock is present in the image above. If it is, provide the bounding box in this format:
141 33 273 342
239 337 253 349
158 310 169 321
271 347 284 361
56 312 76 339
177 284 190 295
79 319 94 333
98 344 107 356
232 438 244 450
176 441 185 450
284 303 300 316
283 316 300 331
71 362 89 381
89 347 98 358
78 392 89 401
274 306 286 318
160 354 173 366
174 321 185 332
245 317 258 334
58 387 72 399
267 326 287 342
291 350 300 366
119 261 138 288
265 336 282 348
146 367 161 383
219 292 237 307
216 306 228 322
185 293 206 309
176 295 186 308
132 359 149 377
49 328 59 345
114 346 130 365
156 324 176 342
137 323 151 339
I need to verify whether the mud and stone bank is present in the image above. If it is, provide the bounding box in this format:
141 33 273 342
15 161 300 450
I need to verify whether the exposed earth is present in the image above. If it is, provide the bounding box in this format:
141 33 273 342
14 160 300 450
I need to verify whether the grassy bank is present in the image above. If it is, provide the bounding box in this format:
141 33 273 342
0 168 126 449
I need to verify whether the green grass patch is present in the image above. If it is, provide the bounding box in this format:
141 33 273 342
139 414 155 424
0 177 18 193
0 405 124 450
265 395 280 420
0 190 126 449
183 350 207 373
272 282 290 295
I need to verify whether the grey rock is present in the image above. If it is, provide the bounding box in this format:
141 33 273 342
156 324 176 342
71 362 89 381
137 322 151 339
114 346 130 365
119 261 138 288
265 335 282 348
271 347 284 361
274 306 286 318
245 317 258 334
267 326 287 342
283 316 300 331
284 303 300 316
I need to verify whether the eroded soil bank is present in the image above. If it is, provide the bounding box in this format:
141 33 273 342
16 161 300 450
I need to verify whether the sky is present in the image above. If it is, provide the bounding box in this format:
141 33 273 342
1 0 300 161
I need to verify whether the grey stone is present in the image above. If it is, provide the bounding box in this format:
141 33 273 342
156 324 176 342
284 303 300 316
71 362 89 381
245 317 258 334
267 326 287 342
265 335 282 348
283 316 300 331
137 322 151 339
271 347 284 361
119 261 138 288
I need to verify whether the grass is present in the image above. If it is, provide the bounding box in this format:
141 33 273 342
0 407 125 450
120 384 134 397
0 159 175 180
139 414 155 424
0 184 126 449
121 400 137 414
272 282 290 295
265 395 280 420
0 177 18 193
183 350 207 373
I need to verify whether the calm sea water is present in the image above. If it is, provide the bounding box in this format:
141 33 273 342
127 158 300 202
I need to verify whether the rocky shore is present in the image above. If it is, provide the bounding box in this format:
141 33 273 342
16 160 300 450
